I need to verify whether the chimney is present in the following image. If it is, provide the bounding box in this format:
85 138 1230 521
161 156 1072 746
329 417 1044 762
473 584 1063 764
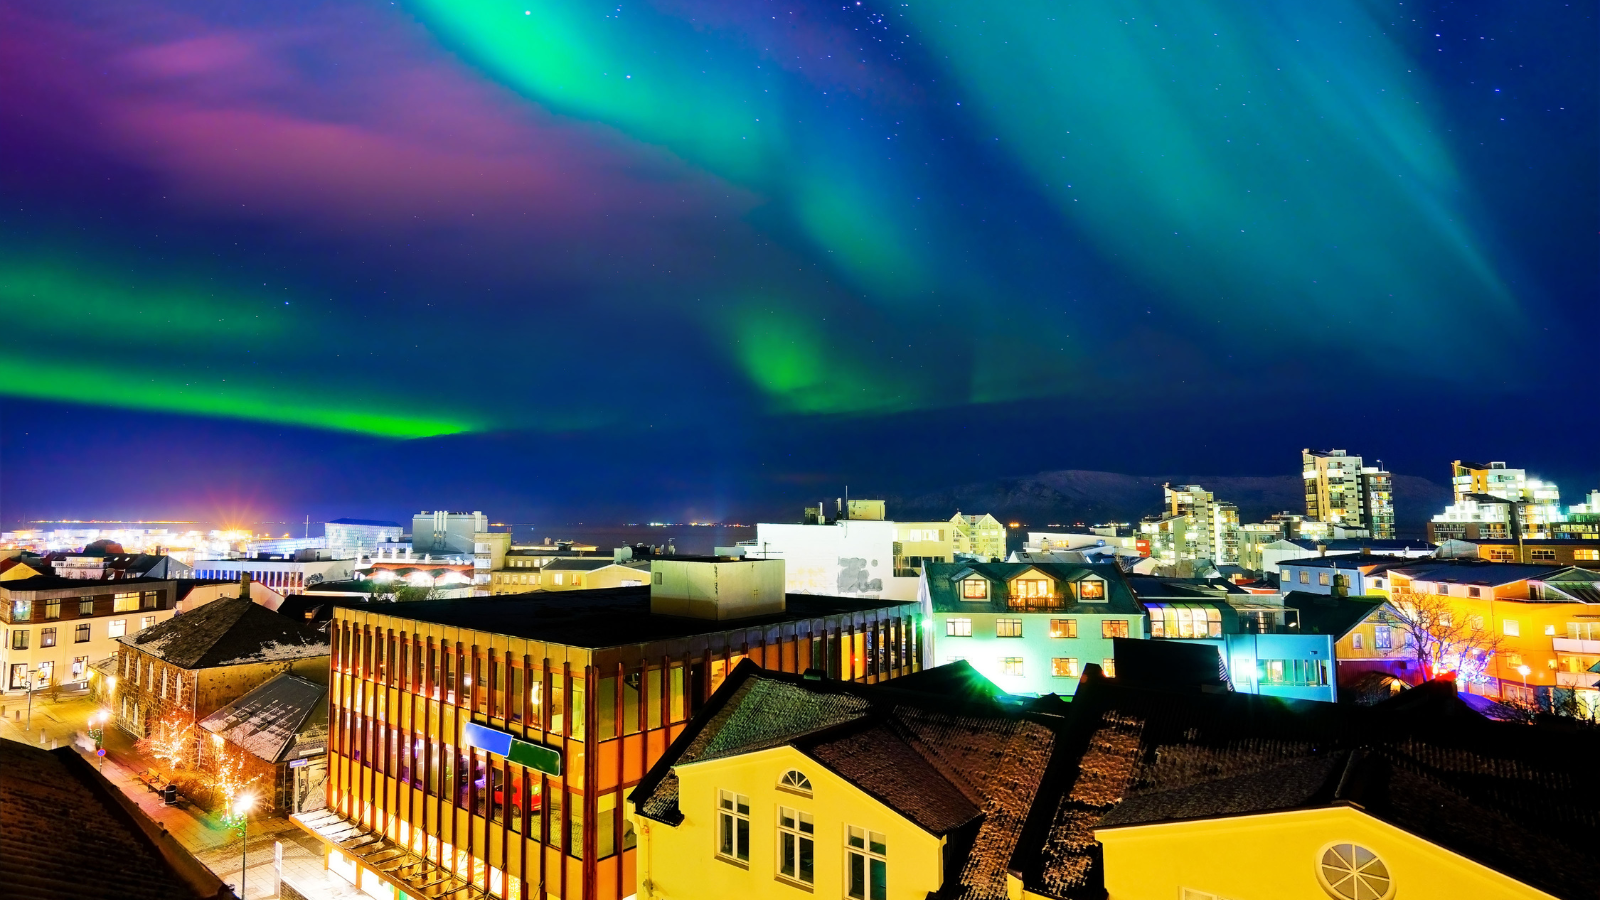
1316 543 1328 557
239 572 253 600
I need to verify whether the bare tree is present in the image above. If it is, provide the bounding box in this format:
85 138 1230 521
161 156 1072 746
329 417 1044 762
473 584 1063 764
1385 590 1502 686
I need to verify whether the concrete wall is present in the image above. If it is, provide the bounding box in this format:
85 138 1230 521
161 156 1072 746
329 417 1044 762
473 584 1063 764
751 522 915 601
650 559 786 620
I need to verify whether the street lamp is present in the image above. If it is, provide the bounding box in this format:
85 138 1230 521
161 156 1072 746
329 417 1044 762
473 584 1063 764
24 667 39 731
233 792 257 899
88 709 109 769
1517 664 1533 700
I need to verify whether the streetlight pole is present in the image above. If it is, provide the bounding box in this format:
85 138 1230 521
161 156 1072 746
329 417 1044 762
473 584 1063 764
233 793 256 899
24 667 38 731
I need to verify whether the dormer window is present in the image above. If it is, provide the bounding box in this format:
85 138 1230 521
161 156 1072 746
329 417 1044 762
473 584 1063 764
960 578 989 600
779 769 813 796
1077 579 1106 601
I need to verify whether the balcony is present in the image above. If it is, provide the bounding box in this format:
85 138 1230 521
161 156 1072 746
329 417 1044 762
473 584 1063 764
1556 671 1600 689
1553 638 1600 654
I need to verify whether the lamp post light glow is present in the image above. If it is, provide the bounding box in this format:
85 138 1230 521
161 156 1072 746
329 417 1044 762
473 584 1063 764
1517 664 1533 700
233 792 257 899
88 709 109 769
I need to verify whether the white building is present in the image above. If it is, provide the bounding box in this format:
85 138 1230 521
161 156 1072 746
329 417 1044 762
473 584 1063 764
411 511 488 555
191 553 355 594
743 519 913 600
0 577 180 693
325 518 405 557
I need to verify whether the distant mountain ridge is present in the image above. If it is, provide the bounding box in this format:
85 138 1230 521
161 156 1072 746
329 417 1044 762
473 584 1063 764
891 469 1452 538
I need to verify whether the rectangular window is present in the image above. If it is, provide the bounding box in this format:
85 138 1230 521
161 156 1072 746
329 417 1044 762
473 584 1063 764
1049 619 1077 639
777 806 815 885
1102 658 1116 678
1506 652 1523 667
1101 619 1129 639
11 600 31 621
108 619 126 638
1012 579 1051 600
1051 658 1079 677
961 578 989 600
75 623 91 643
79 598 94 616
1468 587 1481 598
1531 549 1557 561
1001 657 1024 676
1373 625 1392 650
1298 571 1309 584
40 627 55 648
846 826 887 900
1470 615 1485 632
717 790 750 863
1502 619 1520 637
44 601 60 620
1318 572 1331 586
1351 632 1363 650
1078 580 1105 601
1576 549 1600 561
996 619 1023 638
11 630 27 650
140 616 155 632
945 618 972 637
112 593 139 613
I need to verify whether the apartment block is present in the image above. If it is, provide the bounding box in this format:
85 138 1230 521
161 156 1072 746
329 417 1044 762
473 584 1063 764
1303 449 1395 539
0 576 178 694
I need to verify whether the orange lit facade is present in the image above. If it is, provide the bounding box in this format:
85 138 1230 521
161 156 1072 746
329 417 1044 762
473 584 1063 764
305 591 922 900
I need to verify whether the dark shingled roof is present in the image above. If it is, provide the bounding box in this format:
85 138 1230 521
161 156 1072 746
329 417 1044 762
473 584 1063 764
632 661 1065 900
0 739 231 899
1008 675 1600 900
924 561 1144 615
123 595 327 669
1283 593 1386 639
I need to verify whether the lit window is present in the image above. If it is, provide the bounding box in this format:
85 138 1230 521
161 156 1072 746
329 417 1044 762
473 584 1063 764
1317 843 1392 900
44 601 59 620
113 592 139 612
1576 549 1599 561
960 578 989 600
1506 652 1523 667
1319 572 1331 586
846 827 887 900
1531 549 1556 561
11 600 31 621
779 770 813 795
1011 578 1051 599
11 630 27 650
946 618 972 637
1052 658 1079 677
1350 632 1363 650
79 598 94 616
1298 571 1309 584
40 627 55 648
996 619 1023 638
1102 658 1116 678
716 790 750 863
1101 619 1129 639
1502 619 1519 637
1049 619 1077 639
75 624 91 643
108 619 126 638
1078 580 1105 600
140 615 156 632
777 806 814 885
1373 626 1392 650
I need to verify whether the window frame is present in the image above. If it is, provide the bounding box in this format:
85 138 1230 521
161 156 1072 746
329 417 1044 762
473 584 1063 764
995 618 1023 638
1049 618 1077 639
1051 657 1080 678
716 789 751 866
945 617 973 637
776 805 815 886
845 826 887 900
960 578 989 600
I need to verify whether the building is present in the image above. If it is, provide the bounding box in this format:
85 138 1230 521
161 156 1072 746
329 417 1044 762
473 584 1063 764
0 738 235 900
1138 484 1240 570
199 672 329 815
1067 677 1597 900
949 512 1007 560
1430 460 1564 541
1553 488 1600 541
747 518 911 600
1126 576 1359 703
191 552 356 594
1254 538 1433 580
1302 449 1396 538
890 521 955 576
413 511 490 555
292 557 924 900
921 561 1145 696
491 558 652 594
0 575 179 694
1437 537 1600 567
51 552 194 581
112 589 329 739
326 519 406 557
1381 561 1600 711
1277 554 1419 597
630 660 1061 900
476 531 513 592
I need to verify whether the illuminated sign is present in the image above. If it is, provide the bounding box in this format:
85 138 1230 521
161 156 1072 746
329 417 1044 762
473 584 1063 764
462 722 562 776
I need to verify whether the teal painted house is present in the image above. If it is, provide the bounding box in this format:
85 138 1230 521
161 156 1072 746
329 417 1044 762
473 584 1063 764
920 561 1147 696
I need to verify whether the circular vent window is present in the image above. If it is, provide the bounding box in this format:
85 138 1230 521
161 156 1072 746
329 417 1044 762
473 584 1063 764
1317 843 1393 900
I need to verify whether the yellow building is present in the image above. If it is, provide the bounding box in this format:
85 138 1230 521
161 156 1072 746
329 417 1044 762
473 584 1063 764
630 662 1061 900
950 512 1007 561
489 557 650 595
891 522 955 576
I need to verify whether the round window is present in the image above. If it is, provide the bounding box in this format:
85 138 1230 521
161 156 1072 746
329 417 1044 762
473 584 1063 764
1317 843 1393 900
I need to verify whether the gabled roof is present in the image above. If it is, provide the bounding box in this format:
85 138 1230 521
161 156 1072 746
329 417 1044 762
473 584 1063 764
924 561 1142 615
1007 676 1600 900
633 661 1064 900
1277 554 1419 570
199 674 327 764
121 596 327 669
1283 593 1387 639
540 558 647 572
1389 560 1565 586
0 739 229 899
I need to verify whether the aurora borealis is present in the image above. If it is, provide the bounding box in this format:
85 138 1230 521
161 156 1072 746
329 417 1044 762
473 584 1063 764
0 1 1594 521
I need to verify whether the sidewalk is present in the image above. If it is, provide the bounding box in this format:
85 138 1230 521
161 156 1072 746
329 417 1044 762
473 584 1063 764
0 693 361 900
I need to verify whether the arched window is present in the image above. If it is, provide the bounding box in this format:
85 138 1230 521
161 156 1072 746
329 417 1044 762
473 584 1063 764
778 770 813 795
1317 843 1392 900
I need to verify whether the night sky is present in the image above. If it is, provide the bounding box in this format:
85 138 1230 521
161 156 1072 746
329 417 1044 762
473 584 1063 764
1 1 1594 525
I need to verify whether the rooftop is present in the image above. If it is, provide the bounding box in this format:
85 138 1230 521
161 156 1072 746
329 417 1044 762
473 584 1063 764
327 518 402 528
1277 554 1420 569
924 561 1144 615
1390 560 1567 587
0 739 229 899
122 595 328 668
0 575 175 595
199 673 327 764
343 586 917 648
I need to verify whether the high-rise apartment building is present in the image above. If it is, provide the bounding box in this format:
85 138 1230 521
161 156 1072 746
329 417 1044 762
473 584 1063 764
1430 461 1564 541
1302 449 1395 538
1160 484 1240 565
